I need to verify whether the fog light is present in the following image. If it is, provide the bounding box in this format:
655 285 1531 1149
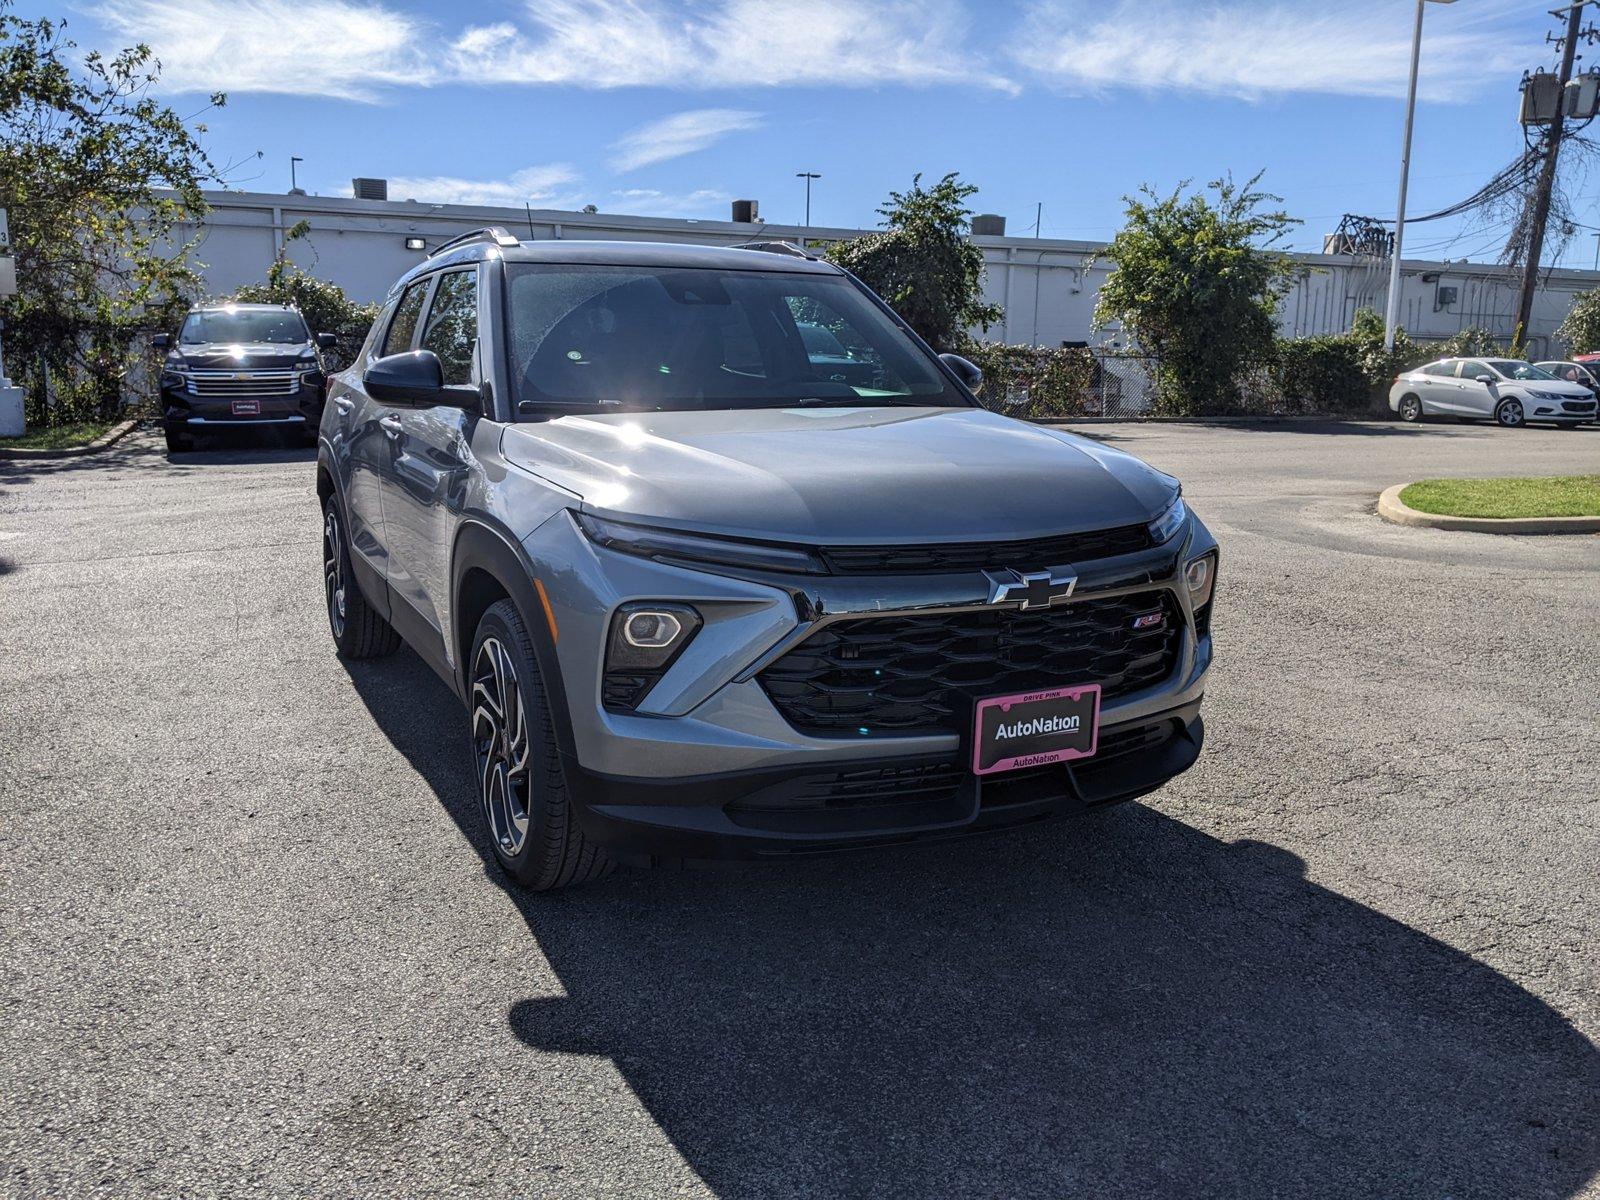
1185 550 1217 610
604 603 703 712
623 609 683 649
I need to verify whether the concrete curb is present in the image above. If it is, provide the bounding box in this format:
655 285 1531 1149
0 419 139 460
1378 483 1600 535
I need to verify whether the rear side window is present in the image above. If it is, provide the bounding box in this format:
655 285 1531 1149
1422 361 1456 377
420 270 479 386
382 280 429 357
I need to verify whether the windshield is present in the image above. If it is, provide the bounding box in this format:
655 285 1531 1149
505 264 967 412
179 309 310 345
1486 360 1555 381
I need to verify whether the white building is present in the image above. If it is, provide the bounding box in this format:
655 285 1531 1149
172 188 1598 358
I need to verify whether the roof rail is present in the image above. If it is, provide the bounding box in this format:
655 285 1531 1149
426 226 522 259
732 240 818 260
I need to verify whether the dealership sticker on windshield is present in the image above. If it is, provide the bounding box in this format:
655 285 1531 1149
972 684 1101 776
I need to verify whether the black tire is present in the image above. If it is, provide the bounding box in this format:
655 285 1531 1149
321 495 400 659
1494 398 1525 428
1397 394 1423 423
470 598 612 891
164 425 193 452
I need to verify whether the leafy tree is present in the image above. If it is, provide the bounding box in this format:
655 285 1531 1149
1556 287 1600 355
826 172 1001 351
0 6 223 425
229 222 378 369
1094 173 1299 416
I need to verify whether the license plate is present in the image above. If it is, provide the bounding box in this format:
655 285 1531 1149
231 399 260 416
972 684 1101 776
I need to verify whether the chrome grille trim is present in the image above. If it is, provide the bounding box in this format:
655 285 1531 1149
185 369 301 396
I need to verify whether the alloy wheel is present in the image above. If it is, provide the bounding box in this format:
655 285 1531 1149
1400 396 1421 422
1498 399 1524 427
472 637 532 857
323 507 346 639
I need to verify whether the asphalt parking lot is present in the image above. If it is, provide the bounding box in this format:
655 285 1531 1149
2 419 1597 1199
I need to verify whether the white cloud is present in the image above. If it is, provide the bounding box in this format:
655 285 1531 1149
96 0 427 101
449 0 1012 90
609 109 763 172
1014 0 1531 102
609 188 735 217
379 164 582 207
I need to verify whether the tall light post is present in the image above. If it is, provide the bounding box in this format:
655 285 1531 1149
796 171 821 236
1384 0 1456 351
290 156 305 196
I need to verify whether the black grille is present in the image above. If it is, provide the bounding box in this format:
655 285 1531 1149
1561 400 1596 413
818 524 1152 575
759 590 1182 737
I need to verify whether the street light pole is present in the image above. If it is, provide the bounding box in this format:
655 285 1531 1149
1388 0 1465 355
796 172 820 237
290 156 304 195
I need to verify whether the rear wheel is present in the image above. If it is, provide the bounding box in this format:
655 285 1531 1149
1494 398 1525 428
470 599 612 891
1397 394 1422 422
321 496 400 659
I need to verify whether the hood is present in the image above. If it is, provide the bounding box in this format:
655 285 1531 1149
1530 381 1595 398
500 406 1176 543
171 342 313 369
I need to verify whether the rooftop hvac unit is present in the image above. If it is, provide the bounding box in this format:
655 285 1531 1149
1566 72 1600 120
1521 72 1561 125
971 213 1006 236
352 177 389 201
731 199 759 223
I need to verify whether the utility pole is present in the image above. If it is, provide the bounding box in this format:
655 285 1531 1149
1513 0 1587 349
1385 0 1456 351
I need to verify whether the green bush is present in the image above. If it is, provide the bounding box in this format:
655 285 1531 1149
1556 287 1600 355
1271 335 1369 413
964 344 1097 418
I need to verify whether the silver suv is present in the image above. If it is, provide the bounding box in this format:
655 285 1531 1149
316 231 1217 890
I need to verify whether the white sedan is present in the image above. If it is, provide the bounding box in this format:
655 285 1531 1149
1389 358 1597 427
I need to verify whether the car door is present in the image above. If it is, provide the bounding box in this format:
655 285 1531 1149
341 280 429 599
378 266 483 649
1414 360 1459 413
1454 360 1497 417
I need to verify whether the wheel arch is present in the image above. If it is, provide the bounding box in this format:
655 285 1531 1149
451 518 578 761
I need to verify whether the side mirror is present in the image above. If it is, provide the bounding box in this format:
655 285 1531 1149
152 333 170 350
364 350 448 407
1475 374 1495 385
939 352 984 394
316 332 337 350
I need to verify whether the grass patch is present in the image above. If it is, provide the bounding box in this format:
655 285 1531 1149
1399 475 1600 519
0 421 118 451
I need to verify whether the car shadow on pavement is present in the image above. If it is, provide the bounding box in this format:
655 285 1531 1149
345 649 1600 1200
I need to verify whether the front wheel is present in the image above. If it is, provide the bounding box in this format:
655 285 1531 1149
470 599 612 891
1397 394 1422 423
1494 398 1525 428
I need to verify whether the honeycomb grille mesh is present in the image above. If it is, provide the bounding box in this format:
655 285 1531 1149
759 591 1182 736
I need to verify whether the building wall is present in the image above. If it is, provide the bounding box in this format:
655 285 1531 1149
171 191 1598 359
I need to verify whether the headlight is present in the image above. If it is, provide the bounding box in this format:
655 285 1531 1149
1148 492 1188 545
1530 389 1563 400
603 602 702 711
160 371 187 389
577 513 826 575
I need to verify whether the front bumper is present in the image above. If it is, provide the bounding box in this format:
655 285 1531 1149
568 703 1204 862
524 508 1217 860
161 379 325 430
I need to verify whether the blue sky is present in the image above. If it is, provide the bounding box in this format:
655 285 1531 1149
23 0 1600 266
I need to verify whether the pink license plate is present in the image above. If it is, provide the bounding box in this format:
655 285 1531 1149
231 398 260 416
972 684 1101 776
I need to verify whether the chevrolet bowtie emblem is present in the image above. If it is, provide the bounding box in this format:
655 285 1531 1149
983 568 1078 610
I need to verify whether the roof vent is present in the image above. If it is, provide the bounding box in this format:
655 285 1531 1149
731 199 759 223
971 214 1006 236
352 177 389 201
